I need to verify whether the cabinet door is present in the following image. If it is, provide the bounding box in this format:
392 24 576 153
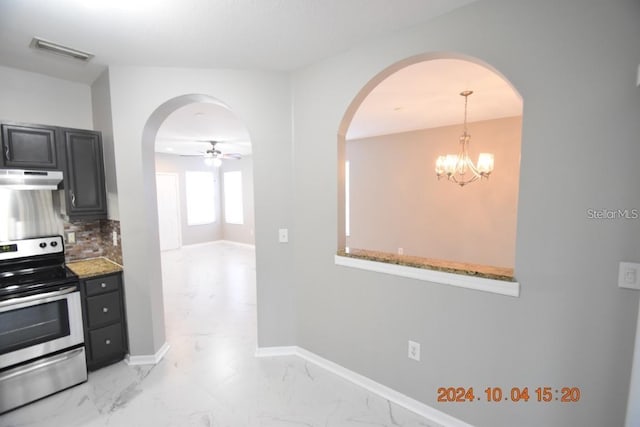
1 123 58 169
63 129 107 217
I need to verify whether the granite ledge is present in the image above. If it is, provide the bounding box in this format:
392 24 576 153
337 248 515 282
67 257 123 279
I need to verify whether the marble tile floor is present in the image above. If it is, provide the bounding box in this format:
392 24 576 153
2 242 441 427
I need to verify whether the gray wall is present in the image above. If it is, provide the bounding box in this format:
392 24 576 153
155 153 223 245
347 116 521 268
105 67 294 356
154 153 256 246
91 70 119 220
291 1 640 426
0 65 92 128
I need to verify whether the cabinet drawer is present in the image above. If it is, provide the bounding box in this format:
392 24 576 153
86 292 122 328
89 323 124 361
85 274 120 296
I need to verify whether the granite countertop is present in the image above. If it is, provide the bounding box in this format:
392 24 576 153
67 257 123 279
338 248 515 282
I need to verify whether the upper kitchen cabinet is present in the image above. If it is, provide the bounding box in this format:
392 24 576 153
59 128 108 219
0 122 60 169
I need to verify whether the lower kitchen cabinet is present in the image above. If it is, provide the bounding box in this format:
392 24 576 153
79 271 128 371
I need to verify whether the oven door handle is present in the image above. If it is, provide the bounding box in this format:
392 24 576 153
0 286 77 309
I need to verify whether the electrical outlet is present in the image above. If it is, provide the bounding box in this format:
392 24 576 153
398 247 404 255
112 230 118 246
67 231 76 244
408 340 421 361
619 262 640 290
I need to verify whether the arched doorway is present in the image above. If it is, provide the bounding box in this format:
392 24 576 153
132 93 254 362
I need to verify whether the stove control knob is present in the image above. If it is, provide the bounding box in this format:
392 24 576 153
39 242 47 249
50 241 58 247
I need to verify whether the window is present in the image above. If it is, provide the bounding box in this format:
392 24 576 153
223 171 244 224
185 171 216 225
345 160 350 237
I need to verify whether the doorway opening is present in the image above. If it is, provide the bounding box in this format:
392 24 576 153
143 93 257 361
154 101 255 249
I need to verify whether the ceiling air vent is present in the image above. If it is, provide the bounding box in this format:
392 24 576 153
30 37 94 62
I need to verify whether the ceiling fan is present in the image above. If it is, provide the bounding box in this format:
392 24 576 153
190 141 242 167
203 141 242 159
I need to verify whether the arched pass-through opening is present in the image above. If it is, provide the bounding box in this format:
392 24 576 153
336 53 523 297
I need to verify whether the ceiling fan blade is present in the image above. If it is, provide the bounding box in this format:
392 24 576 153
220 153 242 160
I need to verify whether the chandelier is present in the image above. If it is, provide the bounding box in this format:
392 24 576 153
435 90 494 187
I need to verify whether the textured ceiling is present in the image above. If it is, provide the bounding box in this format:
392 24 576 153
347 59 523 140
0 0 474 84
0 0 521 157
155 103 252 156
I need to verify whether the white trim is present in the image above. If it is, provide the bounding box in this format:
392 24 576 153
254 346 298 358
124 342 170 366
181 240 255 249
255 346 473 427
335 255 519 297
217 240 256 249
181 240 256 249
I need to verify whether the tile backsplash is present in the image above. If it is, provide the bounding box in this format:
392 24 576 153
64 219 122 265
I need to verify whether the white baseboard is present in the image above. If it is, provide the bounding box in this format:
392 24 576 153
218 240 255 249
255 345 473 427
181 240 255 249
125 342 170 366
255 346 298 357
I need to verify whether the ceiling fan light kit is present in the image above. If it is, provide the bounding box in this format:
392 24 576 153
204 155 223 167
435 90 494 187
202 141 241 167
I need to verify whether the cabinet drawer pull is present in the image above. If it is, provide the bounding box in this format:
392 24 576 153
102 307 109 313
101 283 107 288
105 339 111 345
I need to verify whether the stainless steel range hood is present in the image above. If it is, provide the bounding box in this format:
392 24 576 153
0 169 63 190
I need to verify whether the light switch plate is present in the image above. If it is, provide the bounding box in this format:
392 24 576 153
278 228 288 243
408 340 421 361
619 262 640 290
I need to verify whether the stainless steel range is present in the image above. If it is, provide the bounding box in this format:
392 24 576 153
0 235 87 414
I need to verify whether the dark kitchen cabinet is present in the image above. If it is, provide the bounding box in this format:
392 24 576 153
59 128 108 218
80 272 128 371
0 122 60 169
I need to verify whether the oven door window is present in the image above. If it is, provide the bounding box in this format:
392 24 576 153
0 300 71 356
